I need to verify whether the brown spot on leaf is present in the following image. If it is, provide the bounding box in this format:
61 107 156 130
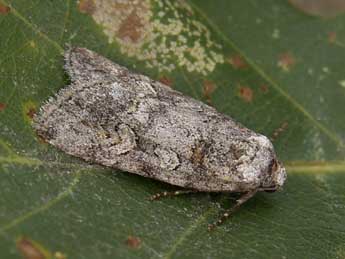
117 10 144 43
328 31 337 43
0 102 6 111
23 101 37 122
228 54 247 69
159 76 173 87
78 0 95 15
238 86 253 103
0 3 10 14
16 237 46 259
203 80 217 105
289 0 345 18
277 52 296 72
260 85 268 93
26 108 36 119
125 236 141 249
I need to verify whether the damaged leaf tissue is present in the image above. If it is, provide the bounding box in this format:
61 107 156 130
33 47 287 229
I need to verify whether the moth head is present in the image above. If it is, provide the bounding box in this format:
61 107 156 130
245 135 287 192
262 158 287 192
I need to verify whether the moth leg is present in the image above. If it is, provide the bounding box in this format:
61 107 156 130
208 189 257 231
149 190 197 201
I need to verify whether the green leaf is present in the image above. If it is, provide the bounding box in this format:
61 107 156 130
1 0 345 258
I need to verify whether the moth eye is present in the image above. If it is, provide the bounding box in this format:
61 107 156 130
268 158 278 174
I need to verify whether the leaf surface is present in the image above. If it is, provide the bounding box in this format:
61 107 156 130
1 0 345 258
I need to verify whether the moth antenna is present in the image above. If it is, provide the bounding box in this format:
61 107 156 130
270 122 288 142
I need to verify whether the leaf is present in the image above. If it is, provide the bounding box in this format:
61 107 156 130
1 0 345 258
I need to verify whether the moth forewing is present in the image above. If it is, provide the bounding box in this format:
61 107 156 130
33 47 287 229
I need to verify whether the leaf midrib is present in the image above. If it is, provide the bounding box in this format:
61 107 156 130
1 143 345 174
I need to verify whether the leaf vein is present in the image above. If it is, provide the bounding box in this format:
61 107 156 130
0 171 81 233
163 207 214 259
1 0 63 53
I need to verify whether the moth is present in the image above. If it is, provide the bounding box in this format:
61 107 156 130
33 47 287 230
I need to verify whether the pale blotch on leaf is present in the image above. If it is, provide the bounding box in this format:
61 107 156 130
29 40 36 48
322 67 330 73
54 251 67 259
335 246 345 259
277 52 296 72
338 80 345 88
272 28 280 39
255 18 263 24
90 0 224 75
289 0 345 18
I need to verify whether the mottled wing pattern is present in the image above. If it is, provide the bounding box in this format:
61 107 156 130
34 48 286 192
